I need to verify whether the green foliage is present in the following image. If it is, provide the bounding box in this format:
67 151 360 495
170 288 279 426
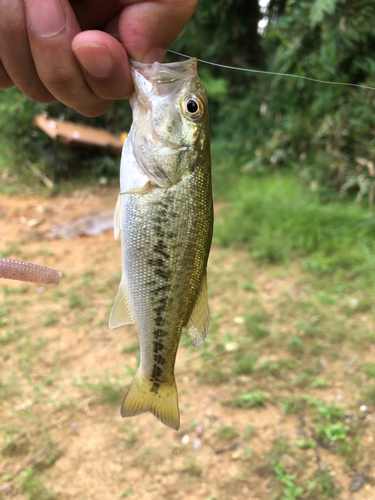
171 0 262 69
232 391 269 409
216 425 239 441
185 458 203 477
265 0 375 198
200 69 228 101
316 421 350 443
310 399 345 422
0 86 130 185
245 311 270 340
274 462 304 500
233 353 258 374
179 0 375 204
0 0 375 199
119 423 137 446
311 378 330 389
310 0 344 27
18 468 57 500
364 363 375 378
120 488 133 497
68 291 84 309
295 438 317 449
78 371 123 406
306 468 339 499
288 337 305 356
303 398 355 453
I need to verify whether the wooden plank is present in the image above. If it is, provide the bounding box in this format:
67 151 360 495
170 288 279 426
33 113 125 152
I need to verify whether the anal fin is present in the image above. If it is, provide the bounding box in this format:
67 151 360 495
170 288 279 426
109 276 134 328
185 272 209 347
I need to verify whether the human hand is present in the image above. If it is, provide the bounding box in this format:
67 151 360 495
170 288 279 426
0 0 197 116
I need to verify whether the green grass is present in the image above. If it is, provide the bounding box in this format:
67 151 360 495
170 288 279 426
1 171 375 498
214 173 375 284
68 291 85 309
364 363 375 379
233 353 258 374
119 423 137 446
274 462 304 500
41 315 59 327
76 371 124 406
18 468 57 500
185 458 203 477
231 391 269 409
216 425 239 441
288 337 305 356
245 311 270 340
120 488 133 497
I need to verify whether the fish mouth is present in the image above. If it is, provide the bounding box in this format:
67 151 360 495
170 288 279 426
130 58 197 81
131 58 198 97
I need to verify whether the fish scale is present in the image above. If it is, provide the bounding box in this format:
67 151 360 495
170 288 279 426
122 170 211 379
109 58 213 430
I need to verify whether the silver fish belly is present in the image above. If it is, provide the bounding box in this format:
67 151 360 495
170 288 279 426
109 58 213 430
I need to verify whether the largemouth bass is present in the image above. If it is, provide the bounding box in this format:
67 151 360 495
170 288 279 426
109 58 213 431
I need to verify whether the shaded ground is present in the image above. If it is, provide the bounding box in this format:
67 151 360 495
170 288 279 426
1 187 375 499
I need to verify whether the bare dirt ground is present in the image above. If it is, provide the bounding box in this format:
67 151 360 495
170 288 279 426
1 187 375 500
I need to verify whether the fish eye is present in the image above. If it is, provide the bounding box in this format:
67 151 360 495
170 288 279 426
187 100 198 113
183 95 204 120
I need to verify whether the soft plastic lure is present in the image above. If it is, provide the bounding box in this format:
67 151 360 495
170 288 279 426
0 258 62 285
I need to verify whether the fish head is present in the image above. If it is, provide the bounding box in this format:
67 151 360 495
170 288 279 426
130 58 210 187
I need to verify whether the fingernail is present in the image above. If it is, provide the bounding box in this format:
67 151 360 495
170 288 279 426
143 48 166 64
73 44 114 79
25 0 66 37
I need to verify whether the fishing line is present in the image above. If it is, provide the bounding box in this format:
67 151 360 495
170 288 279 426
168 49 375 92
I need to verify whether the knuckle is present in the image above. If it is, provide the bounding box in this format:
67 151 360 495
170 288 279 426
78 101 114 117
93 86 133 102
0 78 14 89
0 62 13 89
24 84 55 104
37 67 114 116
0 5 25 36
184 0 198 12
165 0 197 15
39 67 77 87
28 92 56 104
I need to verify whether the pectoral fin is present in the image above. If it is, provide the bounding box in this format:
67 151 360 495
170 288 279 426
109 276 134 328
114 195 121 240
185 273 209 347
120 181 156 196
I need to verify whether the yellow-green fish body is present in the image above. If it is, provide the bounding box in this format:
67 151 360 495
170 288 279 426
110 58 213 430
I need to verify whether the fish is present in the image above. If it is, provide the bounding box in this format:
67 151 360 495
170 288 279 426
0 258 62 284
109 58 213 431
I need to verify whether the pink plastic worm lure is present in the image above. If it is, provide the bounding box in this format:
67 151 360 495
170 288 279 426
0 259 62 285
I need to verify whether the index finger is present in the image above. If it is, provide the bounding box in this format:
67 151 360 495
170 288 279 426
118 0 198 63
24 0 120 116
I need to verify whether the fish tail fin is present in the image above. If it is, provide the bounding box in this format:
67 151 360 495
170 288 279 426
121 369 180 431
